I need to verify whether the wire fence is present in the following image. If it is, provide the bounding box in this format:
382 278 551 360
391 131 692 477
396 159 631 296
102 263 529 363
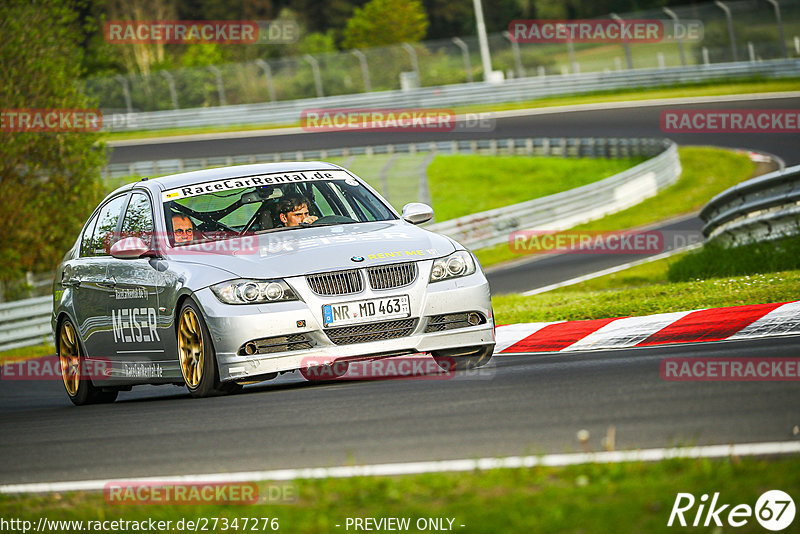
84 0 800 114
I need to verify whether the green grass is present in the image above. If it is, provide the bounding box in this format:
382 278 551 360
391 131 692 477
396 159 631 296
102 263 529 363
2 456 798 533
475 147 755 269
492 269 800 324
0 343 54 364
668 234 800 282
103 77 800 141
428 155 643 221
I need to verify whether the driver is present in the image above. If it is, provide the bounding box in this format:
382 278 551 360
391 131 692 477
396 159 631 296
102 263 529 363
171 214 195 244
276 194 318 227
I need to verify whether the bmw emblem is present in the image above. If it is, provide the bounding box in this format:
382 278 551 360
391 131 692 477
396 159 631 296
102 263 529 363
351 256 364 262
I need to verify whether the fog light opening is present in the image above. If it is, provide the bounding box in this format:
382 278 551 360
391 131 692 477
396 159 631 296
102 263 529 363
467 313 481 326
244 342 258 355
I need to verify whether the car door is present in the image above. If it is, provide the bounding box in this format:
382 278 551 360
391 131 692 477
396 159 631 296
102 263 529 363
71 194 128 358
104 191 166 370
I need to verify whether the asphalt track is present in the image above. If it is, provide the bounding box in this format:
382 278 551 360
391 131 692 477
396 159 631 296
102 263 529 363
1 336 799 485
108 95 800 165
1 96 798 487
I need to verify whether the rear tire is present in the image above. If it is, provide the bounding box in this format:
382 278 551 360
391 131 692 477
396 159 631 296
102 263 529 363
432 345 494 371
177 300 241 398
58 319 117 406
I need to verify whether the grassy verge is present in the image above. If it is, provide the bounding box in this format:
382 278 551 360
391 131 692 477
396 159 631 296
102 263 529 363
491 233 800 325
668 234 800 282
103 77 800 141
493 269 800 324
0 343 54 364
2 456 797 533
475 147 754 269
428 155 643 221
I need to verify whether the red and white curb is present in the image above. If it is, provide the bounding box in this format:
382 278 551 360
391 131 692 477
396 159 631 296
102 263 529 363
496 301 800 354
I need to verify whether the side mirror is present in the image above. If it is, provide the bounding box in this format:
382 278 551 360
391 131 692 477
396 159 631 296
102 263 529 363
401 203 434 225
110 237 149 259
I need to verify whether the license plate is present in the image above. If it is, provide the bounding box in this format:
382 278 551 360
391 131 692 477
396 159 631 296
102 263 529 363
323 295 410 327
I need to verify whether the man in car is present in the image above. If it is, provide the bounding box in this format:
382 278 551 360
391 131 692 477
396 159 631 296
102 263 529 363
171 214 195 244
277 194 318 227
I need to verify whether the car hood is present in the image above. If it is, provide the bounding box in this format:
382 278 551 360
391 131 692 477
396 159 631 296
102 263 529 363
165 221 457 279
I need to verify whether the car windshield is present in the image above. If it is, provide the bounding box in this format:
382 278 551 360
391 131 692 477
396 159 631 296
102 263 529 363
161 171 396 246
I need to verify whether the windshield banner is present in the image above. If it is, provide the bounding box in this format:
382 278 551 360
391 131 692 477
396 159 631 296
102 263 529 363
161 169 355 202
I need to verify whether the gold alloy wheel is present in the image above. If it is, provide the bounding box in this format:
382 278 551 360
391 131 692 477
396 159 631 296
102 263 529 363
59 322 81 396
178 307 204 388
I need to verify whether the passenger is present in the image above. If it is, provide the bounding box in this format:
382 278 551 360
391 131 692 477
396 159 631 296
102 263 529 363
276 194 318 227
171 214 195 244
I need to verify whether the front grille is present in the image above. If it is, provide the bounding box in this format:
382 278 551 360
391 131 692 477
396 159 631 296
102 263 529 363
325 318 418 345
424 312 485 333
239 334 313 355
307 269 364 296
367 262 417 290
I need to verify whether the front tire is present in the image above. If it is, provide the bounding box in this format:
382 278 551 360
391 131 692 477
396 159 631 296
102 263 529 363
58 319 118 406
432 345 494 371
177 300 240 398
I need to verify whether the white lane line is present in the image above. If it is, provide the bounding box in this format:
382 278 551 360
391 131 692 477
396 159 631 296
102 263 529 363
2 441 799 494
107 91 800 147
521 243 702 296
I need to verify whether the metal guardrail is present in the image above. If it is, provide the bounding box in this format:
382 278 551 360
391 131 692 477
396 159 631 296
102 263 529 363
104 60 800 132
106 136 667 178
0 296 52 351
700 164 800 245
428 140 680 249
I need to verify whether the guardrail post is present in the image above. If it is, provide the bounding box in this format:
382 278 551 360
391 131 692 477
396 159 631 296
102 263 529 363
748 42 756 62
350 49 372 92
702 47 710 65
714 1 738 62
303 54 324 98
207 66 227 106
662 7 687 66
161 71 179 110
451 37 473 83
503 31 525 78
764 0 788 59
610 14 633 70
115 75 133 114
254 59 277 103
566 39 579 73
401 43 420 86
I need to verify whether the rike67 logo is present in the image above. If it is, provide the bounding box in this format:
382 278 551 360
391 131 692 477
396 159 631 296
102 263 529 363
668 490 795 531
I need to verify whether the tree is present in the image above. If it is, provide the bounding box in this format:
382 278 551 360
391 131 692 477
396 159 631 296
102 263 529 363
341 0 429 49
0 0 106 281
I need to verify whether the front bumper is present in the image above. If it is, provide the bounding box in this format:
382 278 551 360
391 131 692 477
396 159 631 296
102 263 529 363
196 263 495 382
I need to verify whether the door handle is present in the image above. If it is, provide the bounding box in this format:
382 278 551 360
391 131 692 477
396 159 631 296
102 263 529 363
62 278 81 288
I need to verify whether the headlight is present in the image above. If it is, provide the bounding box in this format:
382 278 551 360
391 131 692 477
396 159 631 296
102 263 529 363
429 250 476 282
211 279 298 304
